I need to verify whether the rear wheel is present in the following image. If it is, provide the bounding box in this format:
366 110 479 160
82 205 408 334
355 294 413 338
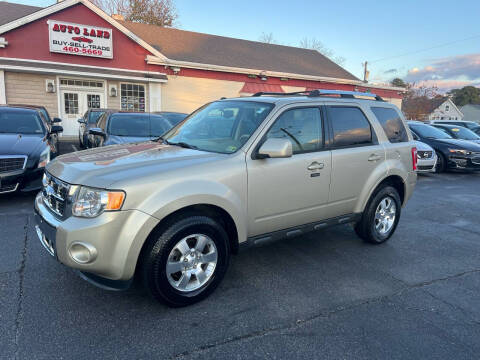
141 215 230 307
355 185 402 244
435 151 446 173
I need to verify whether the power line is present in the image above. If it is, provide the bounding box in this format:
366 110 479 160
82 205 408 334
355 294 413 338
370 34 480 64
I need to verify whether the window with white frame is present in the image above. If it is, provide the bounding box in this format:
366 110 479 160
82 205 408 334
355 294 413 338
445 105 450 112
120 83 146 112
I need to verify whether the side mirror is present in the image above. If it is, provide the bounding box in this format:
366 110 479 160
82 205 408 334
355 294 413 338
89 128 106 138
257 138 292 159
53 117 62 123
77 118 86 124
50 125 63 133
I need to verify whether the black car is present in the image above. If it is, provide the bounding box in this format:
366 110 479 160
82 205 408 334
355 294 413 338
431 124 480 145
9 104 62 154
153 111 188 126
408 121 480 172
77 108 112 148
89 112 179 147
0 106 63 194
431 120 480 135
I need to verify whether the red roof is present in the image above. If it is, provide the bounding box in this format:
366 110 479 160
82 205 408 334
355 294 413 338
240 83 284 94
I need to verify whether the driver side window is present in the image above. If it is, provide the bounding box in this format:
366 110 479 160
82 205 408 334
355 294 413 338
266 107 322 154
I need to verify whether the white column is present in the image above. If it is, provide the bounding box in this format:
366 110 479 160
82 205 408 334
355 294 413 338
149 82 162 112
0 70 6 105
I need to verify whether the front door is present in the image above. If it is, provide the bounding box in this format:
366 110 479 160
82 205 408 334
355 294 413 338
60 86 104 136
246 106 332 237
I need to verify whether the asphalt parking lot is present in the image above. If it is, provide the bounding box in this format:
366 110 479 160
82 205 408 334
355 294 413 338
1 145 480 359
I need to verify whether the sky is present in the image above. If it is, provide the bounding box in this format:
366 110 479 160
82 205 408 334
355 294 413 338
13 0 480 91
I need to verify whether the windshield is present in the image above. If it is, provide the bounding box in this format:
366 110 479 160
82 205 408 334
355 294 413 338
410 124 452 139
163 101 274 154
0 110 45 134
158 112 187 126
89 111 105 124
443 126 480 140
108 114 150 137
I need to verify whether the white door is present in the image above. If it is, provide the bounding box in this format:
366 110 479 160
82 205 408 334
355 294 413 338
60 91 104 136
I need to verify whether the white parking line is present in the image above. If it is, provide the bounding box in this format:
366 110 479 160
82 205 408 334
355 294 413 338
72 145 78 152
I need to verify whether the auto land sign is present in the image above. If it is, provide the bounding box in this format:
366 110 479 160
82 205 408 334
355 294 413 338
48 20 113 59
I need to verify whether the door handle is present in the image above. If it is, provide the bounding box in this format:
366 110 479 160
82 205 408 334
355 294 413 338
368 154 382 162
307 161 324 171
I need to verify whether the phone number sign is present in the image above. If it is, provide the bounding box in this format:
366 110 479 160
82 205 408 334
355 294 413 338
48 20 113 59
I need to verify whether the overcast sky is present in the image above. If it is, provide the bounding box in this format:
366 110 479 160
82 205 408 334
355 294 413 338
14 0 480 90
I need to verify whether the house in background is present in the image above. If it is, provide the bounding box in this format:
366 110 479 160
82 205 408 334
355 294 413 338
402 96 463 121
459 104 480 124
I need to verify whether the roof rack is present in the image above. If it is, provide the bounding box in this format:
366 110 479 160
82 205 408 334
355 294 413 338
252 89 385 101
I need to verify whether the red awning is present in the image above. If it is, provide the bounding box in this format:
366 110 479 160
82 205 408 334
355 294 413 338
240 83 284 94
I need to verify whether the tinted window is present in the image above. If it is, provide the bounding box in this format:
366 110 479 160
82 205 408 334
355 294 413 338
371 107 408 143
266 107 322 154
0 110 45 134
88 111 105 124
39 108 51 123
442 126 480 140
409 124 452 139
150 115 174 137
108 114 150 137
159 113 187 126
164 101 274 154
328 107 372 147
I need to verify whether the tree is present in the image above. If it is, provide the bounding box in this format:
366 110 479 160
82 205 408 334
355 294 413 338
402 82 441 120
447 86 480 107
258 32 276 44
390 78 406 88
299 37 345 66
90 0 178 27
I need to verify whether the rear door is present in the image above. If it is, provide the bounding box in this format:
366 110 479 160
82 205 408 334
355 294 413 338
325 104 386 217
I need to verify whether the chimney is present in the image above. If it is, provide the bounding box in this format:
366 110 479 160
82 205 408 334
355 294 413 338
111 14 125 21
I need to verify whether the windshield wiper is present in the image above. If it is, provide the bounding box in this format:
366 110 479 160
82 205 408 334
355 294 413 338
169 141 198 150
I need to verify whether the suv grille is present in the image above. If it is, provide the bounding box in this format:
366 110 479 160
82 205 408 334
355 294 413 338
417 150 433 159
42 172 70 217
0 156 27 174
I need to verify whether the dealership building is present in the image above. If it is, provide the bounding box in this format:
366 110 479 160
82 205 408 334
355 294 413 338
0 0 404 137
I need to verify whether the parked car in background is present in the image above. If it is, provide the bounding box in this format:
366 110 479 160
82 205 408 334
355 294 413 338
408 121 480 172
414 141 437 173
89 112 179 147
430 120 480 135
35 90 417 306
431 124 480 144
153 111 188 126
78 108 113 148
9 104 62 154
0 106 62 193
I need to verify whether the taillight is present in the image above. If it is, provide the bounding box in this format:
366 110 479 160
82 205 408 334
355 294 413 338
411 147 417 171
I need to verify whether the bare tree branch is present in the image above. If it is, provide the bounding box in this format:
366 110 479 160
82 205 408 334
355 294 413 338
258 32 276 44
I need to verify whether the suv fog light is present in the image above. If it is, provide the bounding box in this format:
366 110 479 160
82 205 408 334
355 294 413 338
69 242 98 264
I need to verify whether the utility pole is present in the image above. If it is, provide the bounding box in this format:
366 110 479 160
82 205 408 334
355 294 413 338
363 61 370 83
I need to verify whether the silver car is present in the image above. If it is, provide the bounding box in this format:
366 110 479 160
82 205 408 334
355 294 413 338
415 140 437 173
34 90 417 306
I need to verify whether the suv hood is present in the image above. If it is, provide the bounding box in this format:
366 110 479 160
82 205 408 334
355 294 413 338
47 142 225 188
0 133 45 156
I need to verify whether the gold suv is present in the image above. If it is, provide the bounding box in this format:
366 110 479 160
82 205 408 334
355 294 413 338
35 90 417 307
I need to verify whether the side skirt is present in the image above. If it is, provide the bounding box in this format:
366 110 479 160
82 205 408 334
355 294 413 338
240 213 362 251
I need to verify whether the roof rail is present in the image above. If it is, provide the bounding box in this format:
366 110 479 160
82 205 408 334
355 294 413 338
252 89 385 101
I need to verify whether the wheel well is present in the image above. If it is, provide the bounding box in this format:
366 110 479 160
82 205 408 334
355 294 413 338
143 204 239 255
376 175 405 205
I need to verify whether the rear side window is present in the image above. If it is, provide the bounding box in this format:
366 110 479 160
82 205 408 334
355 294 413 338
371 107 408 143
327 106 372 147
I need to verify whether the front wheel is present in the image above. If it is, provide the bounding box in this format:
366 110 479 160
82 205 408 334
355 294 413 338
435 151 446 173
355 185 402 244
141 215 230 307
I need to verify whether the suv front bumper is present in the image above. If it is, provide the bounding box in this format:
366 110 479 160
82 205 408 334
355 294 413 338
34 192 159 285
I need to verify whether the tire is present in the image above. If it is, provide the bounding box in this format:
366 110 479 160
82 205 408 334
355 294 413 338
435 151 446 173
355 185 402 244
78 134 84 149
141 215 230 307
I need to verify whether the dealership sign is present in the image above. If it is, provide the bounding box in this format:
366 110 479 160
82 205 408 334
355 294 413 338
48 20 113 59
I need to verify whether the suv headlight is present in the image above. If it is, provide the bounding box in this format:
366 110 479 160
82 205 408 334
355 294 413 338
72 186 125 218
38 147 50 168
449 149 472 156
